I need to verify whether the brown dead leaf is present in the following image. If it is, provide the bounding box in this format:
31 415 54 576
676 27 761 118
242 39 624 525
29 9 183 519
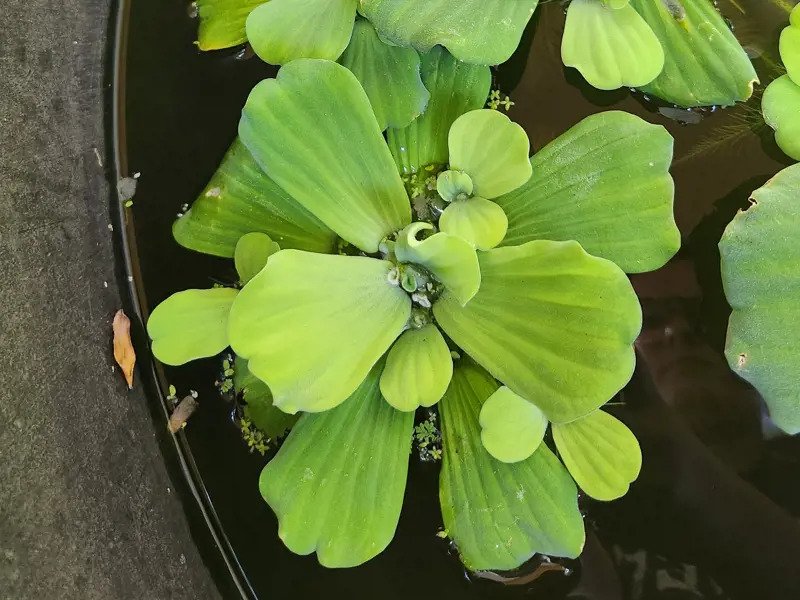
112 309 135 389
168 395 199 433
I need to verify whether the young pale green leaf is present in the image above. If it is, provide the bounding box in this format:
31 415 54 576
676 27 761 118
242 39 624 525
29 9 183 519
440 361 585 570
433 241 641 424
148 288 238 366
479 386 548 464
245 0 357 65
439 197 508 251
240 59 410 253
228 250 411 414
196 0 265 50
762 75 800 162
552 410 641 501
436 170 473 203
394 222 480 306
447 110 532 199
387 47 491 175
234 357 298 439
358 0 539 65
261 361 414 567
172 139 335 258
630 0 757 107
496 111 678 273
720 165 800 434
234 232 279 284
380 324 453 411
782 5 800 85
561 0 664 90
338 19 429 131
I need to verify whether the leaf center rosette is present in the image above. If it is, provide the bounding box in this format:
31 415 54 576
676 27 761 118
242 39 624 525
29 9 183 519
148 54 682 570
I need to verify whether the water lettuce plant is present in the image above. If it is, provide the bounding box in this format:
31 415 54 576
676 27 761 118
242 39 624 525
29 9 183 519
720 164 800 434
762 4 800 161
561 0 757 107
149 47 681 570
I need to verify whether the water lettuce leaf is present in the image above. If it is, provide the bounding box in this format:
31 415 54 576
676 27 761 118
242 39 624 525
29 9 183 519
433 241 641 423
196 0 265 51
439 361 584 570
148 288 238 366
496 111 678 273
380 324 453 411
762 75 800 162
719 165 800 434
173 139 336 258
387 47 491 175
339 19 429 130
228 250 410 414
562 0 664 90
261 361 414 567
240 59 410 253
552 409 641 501
359 0 539 65
629 0 757 107
246 0 357 65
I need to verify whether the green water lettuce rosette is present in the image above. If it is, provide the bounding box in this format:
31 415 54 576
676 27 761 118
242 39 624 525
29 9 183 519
561 0 757 107
762 5 800 161
148 53 679 569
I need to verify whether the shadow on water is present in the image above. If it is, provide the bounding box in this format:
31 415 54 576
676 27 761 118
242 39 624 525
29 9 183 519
119 0 800 598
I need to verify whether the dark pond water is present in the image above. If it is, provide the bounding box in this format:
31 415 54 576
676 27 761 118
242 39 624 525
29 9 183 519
117 1 800 599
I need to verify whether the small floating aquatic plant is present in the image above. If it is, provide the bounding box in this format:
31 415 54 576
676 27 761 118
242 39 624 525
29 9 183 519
148 48 681 570
561 0 758 107
762 4 800 160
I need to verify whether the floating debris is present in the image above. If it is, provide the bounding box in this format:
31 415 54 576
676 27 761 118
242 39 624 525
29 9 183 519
168 395 199 433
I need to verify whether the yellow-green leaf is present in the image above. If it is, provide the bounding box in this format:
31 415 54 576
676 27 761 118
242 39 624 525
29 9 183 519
479 386 547 463
148 288 238 366
439 196 508 251
553 409 641 501
261 361 414 567
234 232 280 284
239 59 410 253
380 324 453 411
228 250 410 413
433 241 641 423
439 361 585 570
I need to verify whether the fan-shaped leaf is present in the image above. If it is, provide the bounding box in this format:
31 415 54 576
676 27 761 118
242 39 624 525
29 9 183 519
433 241 641 423
439 361 585 571
240 59 410 253
148 288 238 366
196 0 265 50
552 409 641 501
339 19 429 130
359 0 539 65
380 324 453 411
172 139 336 258
720 165 800 434
781 5 800 86
496 111 678 273
234 232 280 284
762 75 800 162
387 47 491 175
629 0 757 107
562 0 664 90
261 362 414 567
228 250 411 414
448 109 532 199
439 196 508 251
246 0 357 65
479 386 548 464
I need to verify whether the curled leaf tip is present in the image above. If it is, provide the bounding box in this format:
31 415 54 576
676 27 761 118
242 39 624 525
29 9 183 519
113 309 136 389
